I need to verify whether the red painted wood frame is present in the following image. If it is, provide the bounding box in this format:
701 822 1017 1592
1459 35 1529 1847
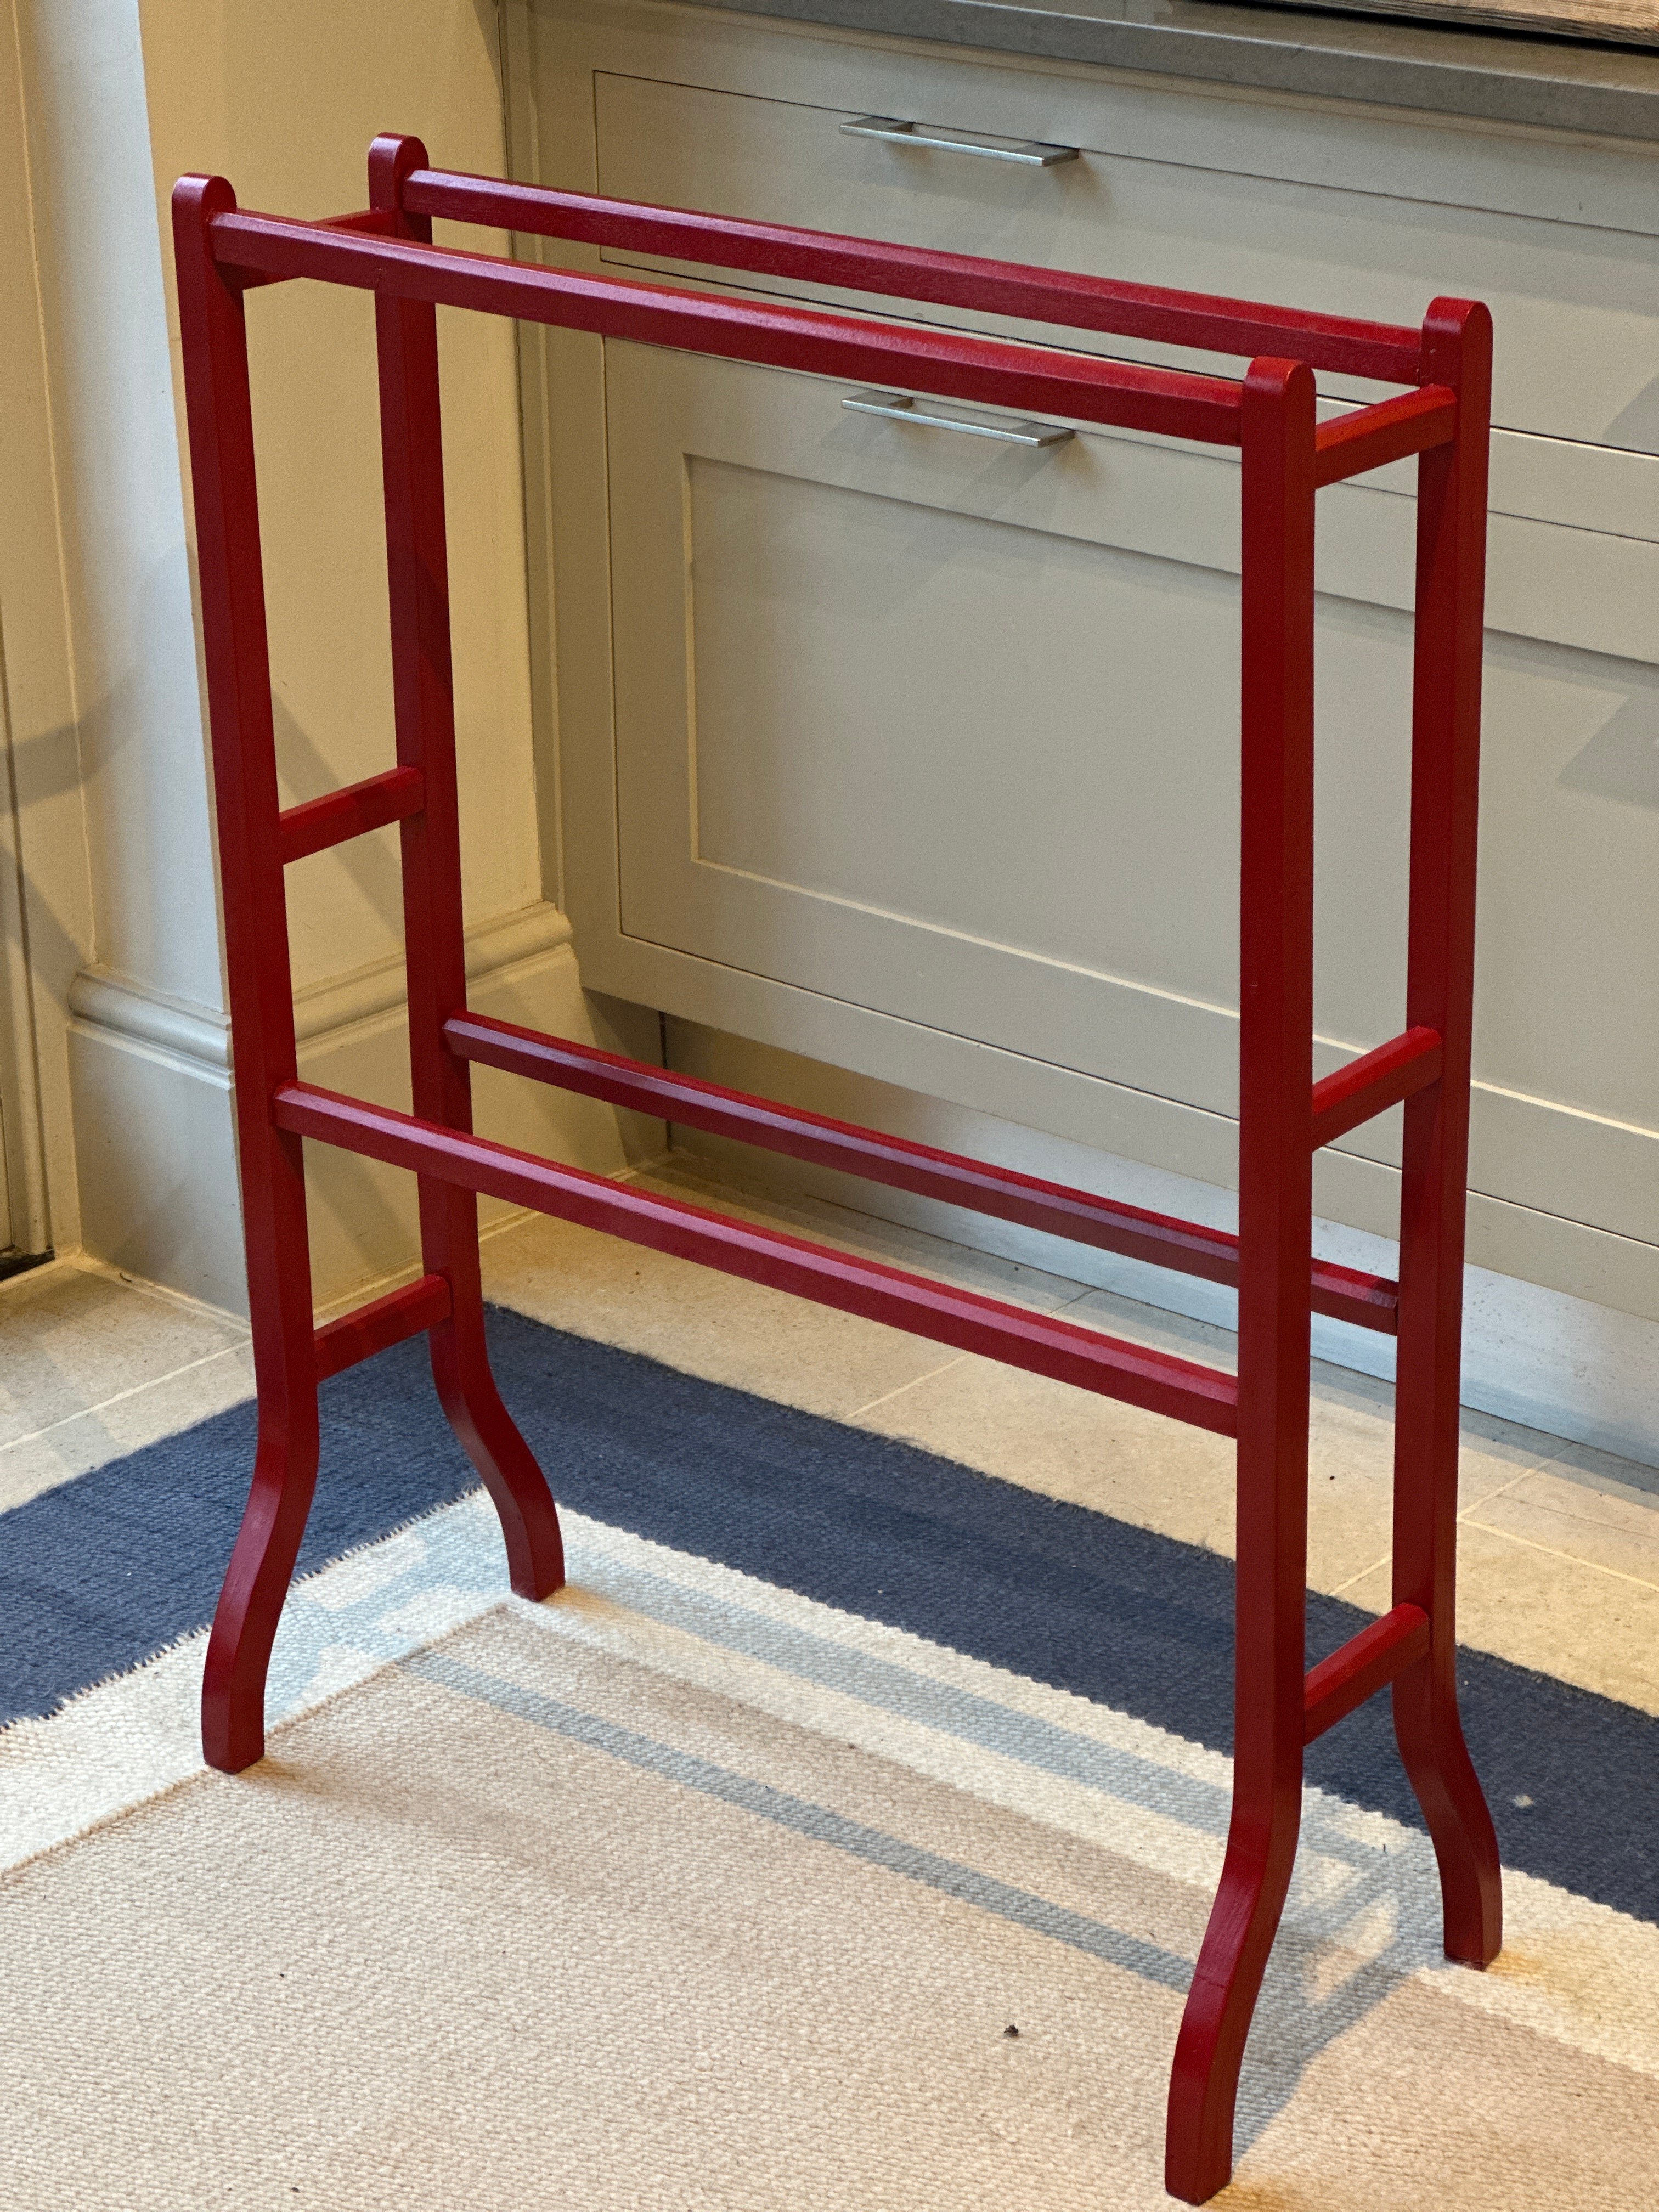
172 137 1501 2205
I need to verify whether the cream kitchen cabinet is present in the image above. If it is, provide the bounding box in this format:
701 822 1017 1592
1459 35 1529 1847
503 0 1659 1333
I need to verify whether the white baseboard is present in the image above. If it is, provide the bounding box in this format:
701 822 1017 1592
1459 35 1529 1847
66 905 647 1317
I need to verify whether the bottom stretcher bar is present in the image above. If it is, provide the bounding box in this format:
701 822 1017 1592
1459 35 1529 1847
274 1078 1240 1435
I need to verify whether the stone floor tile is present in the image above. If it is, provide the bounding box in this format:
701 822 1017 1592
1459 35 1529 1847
0 1262 248 1455
1340 1522 1659 1714
481 1210 962 1423
853 1352 1239 1551
0 1342 258 1514
640 1157 1094 1312
1466 1468 1659 1593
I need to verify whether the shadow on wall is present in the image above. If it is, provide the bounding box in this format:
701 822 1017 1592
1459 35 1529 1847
1607 370 1659 458
1558 670 1659 811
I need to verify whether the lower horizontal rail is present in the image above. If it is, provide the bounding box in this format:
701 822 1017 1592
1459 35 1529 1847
274 1080 1240 1436
313 1271 452 1383
444 1011 1401 1337
1303 1602 1430 1744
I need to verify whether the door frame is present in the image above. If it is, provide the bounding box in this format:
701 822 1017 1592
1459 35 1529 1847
0 0 95 1265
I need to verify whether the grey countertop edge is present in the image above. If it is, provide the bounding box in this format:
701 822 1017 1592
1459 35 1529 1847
673 0 1659 142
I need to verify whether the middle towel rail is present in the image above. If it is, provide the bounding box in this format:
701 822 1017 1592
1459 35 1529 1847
443 1010 1401 1336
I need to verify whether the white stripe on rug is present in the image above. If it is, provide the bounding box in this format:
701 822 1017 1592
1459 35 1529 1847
3 1489 1655 2083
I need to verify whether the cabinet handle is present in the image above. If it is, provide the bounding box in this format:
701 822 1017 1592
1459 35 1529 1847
843 390 1075 449
841 115 1078 168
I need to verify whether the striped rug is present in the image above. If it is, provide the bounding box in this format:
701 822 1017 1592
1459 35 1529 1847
3 1311 1656 2207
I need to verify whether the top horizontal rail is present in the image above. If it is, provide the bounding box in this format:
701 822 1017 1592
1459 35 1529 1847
207 207 1243 445
400 166 1427 388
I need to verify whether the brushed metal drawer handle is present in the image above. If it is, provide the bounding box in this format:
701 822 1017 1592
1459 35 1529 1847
841 115 1078 168
843 390 1075 449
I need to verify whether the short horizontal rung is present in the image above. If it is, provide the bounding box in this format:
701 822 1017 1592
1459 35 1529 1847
1313 387 1455 488
1311 1028 1442 1152
274 1080 1242 1436
444 1011 1402 1339
1304 1603 1430 1743
279 765 425 865
233 205 399 290
313 1271 452 1381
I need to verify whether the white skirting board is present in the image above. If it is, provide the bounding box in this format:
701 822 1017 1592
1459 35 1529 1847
665 1019 1659 1477
65 906 651 1318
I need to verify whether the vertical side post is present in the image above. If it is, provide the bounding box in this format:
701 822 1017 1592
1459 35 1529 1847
1391 298 1502 1967
172 177 322 1772
367 134 564 1598
1166 358 1317 2206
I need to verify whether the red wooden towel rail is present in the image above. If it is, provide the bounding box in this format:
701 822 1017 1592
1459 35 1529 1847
172 136 1501 2204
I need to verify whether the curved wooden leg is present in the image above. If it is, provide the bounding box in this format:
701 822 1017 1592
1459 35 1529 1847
365 134 563 1606
1393 296 1501 1976
1390 1093 1503 1971
1168 357 1318 2207
1166 1797 1301 2204
1391 1017 1503 1974
176 179 329 1777
202 1393 321 1774
427 1199 564 1601
1393 1650 1502 1966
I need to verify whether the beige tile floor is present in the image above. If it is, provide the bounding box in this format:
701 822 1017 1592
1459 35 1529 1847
0 1259 253 1515
6 1153 1659 1713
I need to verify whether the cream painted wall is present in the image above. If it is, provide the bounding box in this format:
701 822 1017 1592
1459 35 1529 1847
24 0 219 1013
5 0 640 1314
136 0 546 988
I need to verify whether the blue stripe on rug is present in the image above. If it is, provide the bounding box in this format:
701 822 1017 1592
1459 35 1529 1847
1 1303 1652 1922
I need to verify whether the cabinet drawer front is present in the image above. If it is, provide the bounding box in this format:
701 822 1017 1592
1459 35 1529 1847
593 71 1659 459
602 343 1659 1240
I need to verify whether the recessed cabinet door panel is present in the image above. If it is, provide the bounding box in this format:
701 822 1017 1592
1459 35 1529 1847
603 342 1659 1237
607 343 1420 1122
593 72 1659 456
